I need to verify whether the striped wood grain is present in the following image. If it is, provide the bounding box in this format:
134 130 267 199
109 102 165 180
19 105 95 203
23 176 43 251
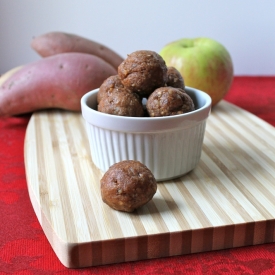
24 100 275 268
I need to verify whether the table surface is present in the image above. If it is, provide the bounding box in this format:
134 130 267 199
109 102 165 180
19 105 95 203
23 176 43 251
1 76 275 274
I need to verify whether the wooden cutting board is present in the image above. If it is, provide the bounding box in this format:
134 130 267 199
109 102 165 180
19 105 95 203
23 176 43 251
24 100 275 268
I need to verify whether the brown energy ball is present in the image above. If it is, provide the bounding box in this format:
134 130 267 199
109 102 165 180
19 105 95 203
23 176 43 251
118 50 168 97
166 66 185 89
97 75 125 103
100 160 157 212
98 88 144 117
146 87 195 117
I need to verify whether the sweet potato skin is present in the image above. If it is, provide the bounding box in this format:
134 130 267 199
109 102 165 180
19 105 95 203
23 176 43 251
31 32 124 70
0 65 24 84
0 53 116 117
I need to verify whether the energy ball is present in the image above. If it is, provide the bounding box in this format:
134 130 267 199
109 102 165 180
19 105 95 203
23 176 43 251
98 88 144 117
100 160 157 212
118 50 168 97
97 75 125 103
146 87 195 117
166 66 185 89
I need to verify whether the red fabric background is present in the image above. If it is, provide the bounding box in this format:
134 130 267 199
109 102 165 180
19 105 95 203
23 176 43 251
0 76 275 274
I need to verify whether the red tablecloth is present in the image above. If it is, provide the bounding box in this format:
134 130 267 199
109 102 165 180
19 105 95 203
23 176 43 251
1 76 275 274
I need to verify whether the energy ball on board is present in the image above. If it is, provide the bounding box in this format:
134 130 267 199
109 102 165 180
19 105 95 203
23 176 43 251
100 160 157 212
97 75 125 103
118 50 168 97
146 86 195 117
98 88 144 117
166 66 185 89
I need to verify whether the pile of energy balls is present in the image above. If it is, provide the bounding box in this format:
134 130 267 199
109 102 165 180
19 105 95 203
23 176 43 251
97 50 195 117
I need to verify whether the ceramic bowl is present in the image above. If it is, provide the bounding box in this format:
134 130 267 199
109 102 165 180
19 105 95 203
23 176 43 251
81 87 211 181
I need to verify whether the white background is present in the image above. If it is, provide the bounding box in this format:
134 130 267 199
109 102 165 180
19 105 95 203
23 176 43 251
0 0 274 75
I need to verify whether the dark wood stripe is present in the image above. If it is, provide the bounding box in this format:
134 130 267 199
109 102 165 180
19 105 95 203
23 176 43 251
265 220 275 243
244 222 255 246
203 227 214 251
136 235 149 261
224 225 235 248
253 220 266 245
181 229 192 254
147 233 170 258
102 238 125 265
191 228 205 253
90 241 103 266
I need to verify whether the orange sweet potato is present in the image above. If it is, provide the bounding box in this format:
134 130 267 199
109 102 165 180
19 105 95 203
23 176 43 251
0 52 116 117
31 31 124 70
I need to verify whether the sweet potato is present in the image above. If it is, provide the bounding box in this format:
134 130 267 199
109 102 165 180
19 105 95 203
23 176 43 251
0 52 117 117
0 65 24 84
31 31 124 70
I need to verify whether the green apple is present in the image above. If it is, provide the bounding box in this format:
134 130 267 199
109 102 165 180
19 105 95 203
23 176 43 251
160 37 233 106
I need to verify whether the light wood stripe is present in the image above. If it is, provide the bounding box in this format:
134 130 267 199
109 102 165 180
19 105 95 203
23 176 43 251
24 100 275 268
35 115 50 221
48 114 79 242
62 113 102 241
24 117 41 221
38 114 68 241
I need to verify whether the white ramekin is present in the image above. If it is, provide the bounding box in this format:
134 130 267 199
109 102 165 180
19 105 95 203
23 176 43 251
81 87 211 181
